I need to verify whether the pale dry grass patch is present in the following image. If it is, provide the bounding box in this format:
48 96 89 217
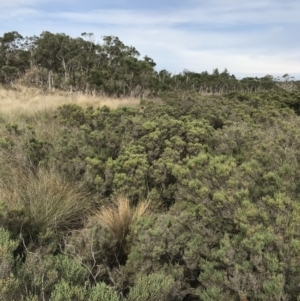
75 94 141 109
95 196 150 250
0 85 141 121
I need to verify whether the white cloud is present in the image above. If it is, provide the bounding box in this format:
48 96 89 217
0 8 39 20
0 0 72 10
180 50 300 75
0 0 45 8
52 2 299 27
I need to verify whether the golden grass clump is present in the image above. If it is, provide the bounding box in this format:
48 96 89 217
96 197 150 247
0 165 91 234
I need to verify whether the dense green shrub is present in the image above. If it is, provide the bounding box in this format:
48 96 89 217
0 227 17 279
2 90 300 300
50 281 86 301
88 282 120 301
127 272 175 301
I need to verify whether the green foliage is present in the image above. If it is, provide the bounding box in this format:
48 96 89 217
15 253 59 299
56 104 86 126
127 272 175 301
55 255 87 285
2 89 300 300
88 282 120 301
0 227 17 278
50 281 86 301
0 276 20 301
50 281 121 301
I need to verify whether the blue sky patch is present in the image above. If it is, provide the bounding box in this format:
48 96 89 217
0 0 299 79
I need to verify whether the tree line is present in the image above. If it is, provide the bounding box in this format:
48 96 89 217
1 31 299 97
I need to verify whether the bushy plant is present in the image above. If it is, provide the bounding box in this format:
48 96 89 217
62 216 121 287
127 272 175 301
49 280 86 301
0 227 17 278
88 282 120 301
0 276 20 301
0 228 21 301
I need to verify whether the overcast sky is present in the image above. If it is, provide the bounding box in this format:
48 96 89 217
0 0 299 79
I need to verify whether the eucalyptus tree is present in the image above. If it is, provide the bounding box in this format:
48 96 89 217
0 31 30 85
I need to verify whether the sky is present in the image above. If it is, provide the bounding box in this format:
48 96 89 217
0 0 299 79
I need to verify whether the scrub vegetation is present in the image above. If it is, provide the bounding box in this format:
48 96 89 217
1 30 300 301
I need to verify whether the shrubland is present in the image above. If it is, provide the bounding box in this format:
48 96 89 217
1 86 300 301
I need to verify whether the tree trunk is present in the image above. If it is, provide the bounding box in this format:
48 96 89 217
48 71 52 91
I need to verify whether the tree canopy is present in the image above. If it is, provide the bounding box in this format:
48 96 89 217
1 31 299 96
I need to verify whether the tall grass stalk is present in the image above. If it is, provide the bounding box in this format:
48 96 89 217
96 197 150 251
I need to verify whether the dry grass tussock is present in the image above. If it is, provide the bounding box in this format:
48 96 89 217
0 85 141 119
95 196 150 248
0 152 91 234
